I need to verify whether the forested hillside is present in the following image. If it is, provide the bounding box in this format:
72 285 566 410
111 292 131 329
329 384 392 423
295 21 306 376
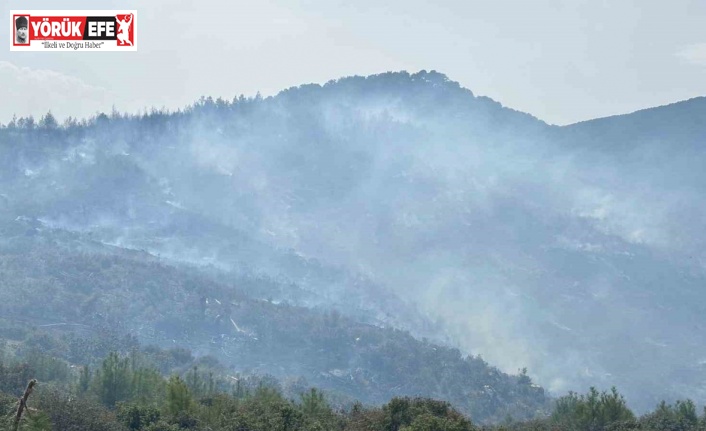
2 70 706 413
0 223 548 423
1 347 705 431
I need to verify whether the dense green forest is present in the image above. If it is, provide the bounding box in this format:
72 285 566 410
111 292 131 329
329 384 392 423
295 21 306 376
2 344 706 431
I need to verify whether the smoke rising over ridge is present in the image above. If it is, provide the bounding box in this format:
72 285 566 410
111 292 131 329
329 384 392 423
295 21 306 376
2 71 706 412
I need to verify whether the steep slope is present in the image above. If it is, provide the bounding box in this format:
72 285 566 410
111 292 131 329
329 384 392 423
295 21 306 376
557 97 706 262
0 223 548 422
0 70 705 412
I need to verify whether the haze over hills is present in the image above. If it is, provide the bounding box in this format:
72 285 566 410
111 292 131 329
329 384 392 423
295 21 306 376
1 70 705 415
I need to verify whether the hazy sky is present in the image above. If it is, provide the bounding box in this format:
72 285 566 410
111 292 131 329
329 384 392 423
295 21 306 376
2 0 705 125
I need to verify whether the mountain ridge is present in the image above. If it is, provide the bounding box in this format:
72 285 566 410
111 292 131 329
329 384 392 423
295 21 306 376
1 69 705 414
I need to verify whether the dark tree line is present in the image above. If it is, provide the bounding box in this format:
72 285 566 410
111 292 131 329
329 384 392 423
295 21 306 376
3 347 706 431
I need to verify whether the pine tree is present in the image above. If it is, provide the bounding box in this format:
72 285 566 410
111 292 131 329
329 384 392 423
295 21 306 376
93 352 131 407
77 366 90 395
165 376 192 416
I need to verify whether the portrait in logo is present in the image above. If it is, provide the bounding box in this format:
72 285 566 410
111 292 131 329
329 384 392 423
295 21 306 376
15 16 29 44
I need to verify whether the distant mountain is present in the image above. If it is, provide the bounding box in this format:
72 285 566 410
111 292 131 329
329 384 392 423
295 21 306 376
0 70 705 414
562 96 706 152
